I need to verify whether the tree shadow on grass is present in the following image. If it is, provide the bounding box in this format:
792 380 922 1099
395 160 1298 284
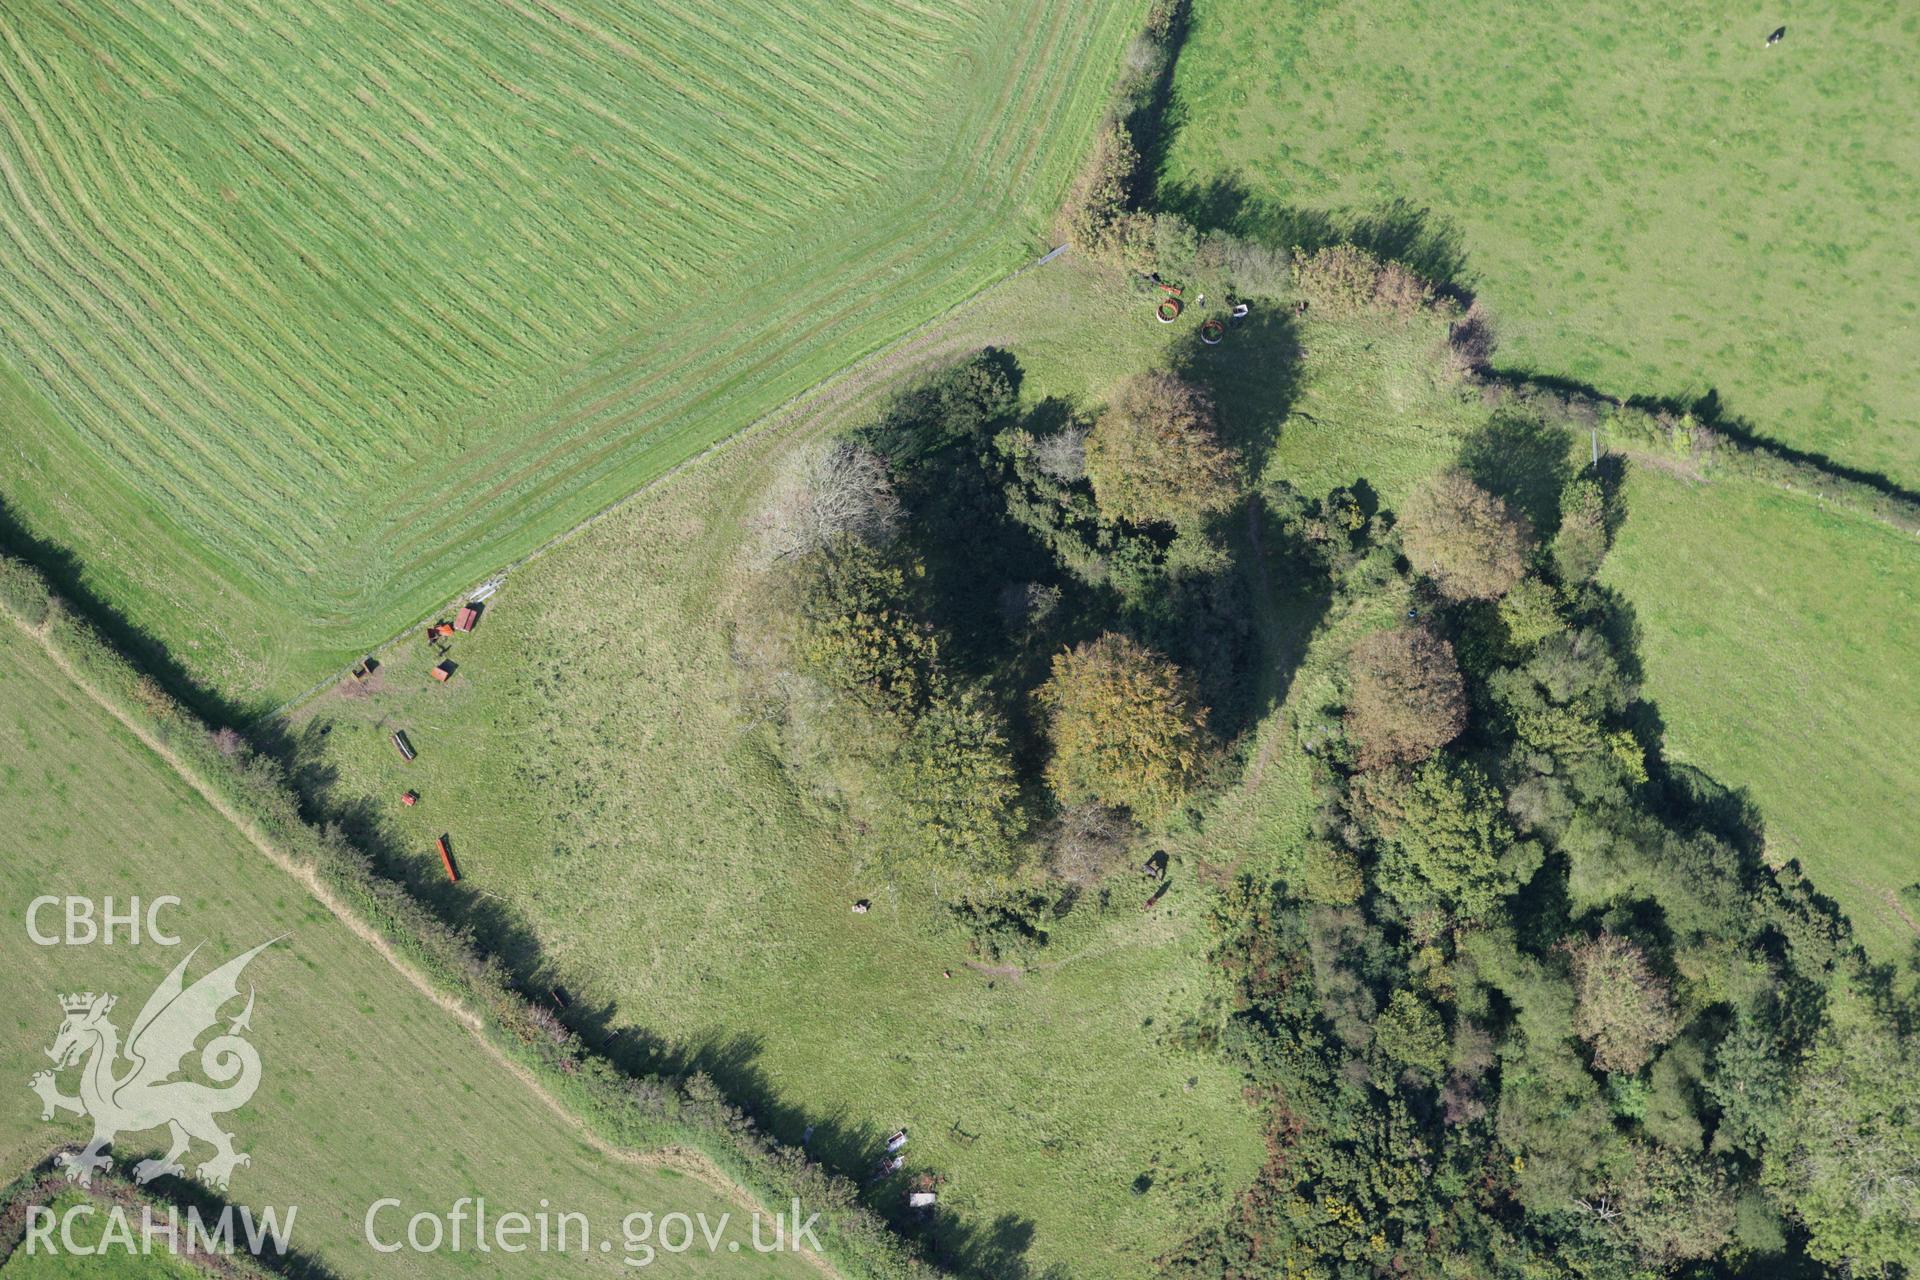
1458 412 1577 535
0 493 261 728
1161 175 1474 297
1163 307 1332 743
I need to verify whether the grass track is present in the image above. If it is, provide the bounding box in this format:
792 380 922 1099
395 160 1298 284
0 0 1144 707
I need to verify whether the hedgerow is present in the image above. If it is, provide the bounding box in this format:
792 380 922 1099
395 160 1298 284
0 553 939 1280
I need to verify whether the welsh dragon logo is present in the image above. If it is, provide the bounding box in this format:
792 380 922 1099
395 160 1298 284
28 939 279 1190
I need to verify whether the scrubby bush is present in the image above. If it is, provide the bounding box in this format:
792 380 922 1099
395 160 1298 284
1062 123 1141 254
895 687 1027 876
793 538 940 710
0 555 52 628
1042 802 1135 889
1551 474 1612 584
1292 244 1432 319
1298 840 1365 906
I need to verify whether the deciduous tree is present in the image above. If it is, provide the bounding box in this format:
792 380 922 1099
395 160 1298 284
1084 374 1241 527
1566 932 1679 1073
1399 469 1533 600
1345 625 1467 768
1037 633 1207 823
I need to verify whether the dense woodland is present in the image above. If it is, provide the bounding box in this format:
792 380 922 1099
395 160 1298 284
749 260 1917 1275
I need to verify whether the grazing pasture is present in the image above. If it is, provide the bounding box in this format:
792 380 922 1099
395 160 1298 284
1603 475 1920 959
1160 0 1920 489
285 265 1264 1280
0 0 1143 707
0 625 817 1279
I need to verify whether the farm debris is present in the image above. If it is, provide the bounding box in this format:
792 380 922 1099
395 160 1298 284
351 656 379 681
391 730 417 762
428 622 454 640
435 834 459 882
401 790 419 807
454 603 483 632
852 899 871 914
431 660 455 683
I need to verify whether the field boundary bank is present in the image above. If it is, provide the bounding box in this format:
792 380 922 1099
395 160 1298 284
1473 371 1920 539
1105 0 1920 542
0 555 936 1280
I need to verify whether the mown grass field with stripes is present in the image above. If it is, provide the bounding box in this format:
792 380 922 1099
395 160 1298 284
0 0 1142 710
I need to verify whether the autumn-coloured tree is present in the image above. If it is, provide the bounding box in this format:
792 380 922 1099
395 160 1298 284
1345 625 1467 768
1567 932 1679 1073
1036 633 1207 823
1083 373 1241 527
1398 469 1534 600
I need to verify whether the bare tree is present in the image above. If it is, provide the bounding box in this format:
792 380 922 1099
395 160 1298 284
1043 802 1134 889
1030 426 1089 483
752 440 902 567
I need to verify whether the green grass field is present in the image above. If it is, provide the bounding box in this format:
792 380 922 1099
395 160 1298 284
1603 474 1920 959
1160 0 1920 489
0 624 819 1279
0 0 1143 709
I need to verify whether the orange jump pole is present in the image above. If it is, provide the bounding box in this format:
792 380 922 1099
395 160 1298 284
436 835 459 883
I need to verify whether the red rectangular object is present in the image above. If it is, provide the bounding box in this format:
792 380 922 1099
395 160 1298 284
436 835 458 882
431 661 453 682
454 605 480 632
